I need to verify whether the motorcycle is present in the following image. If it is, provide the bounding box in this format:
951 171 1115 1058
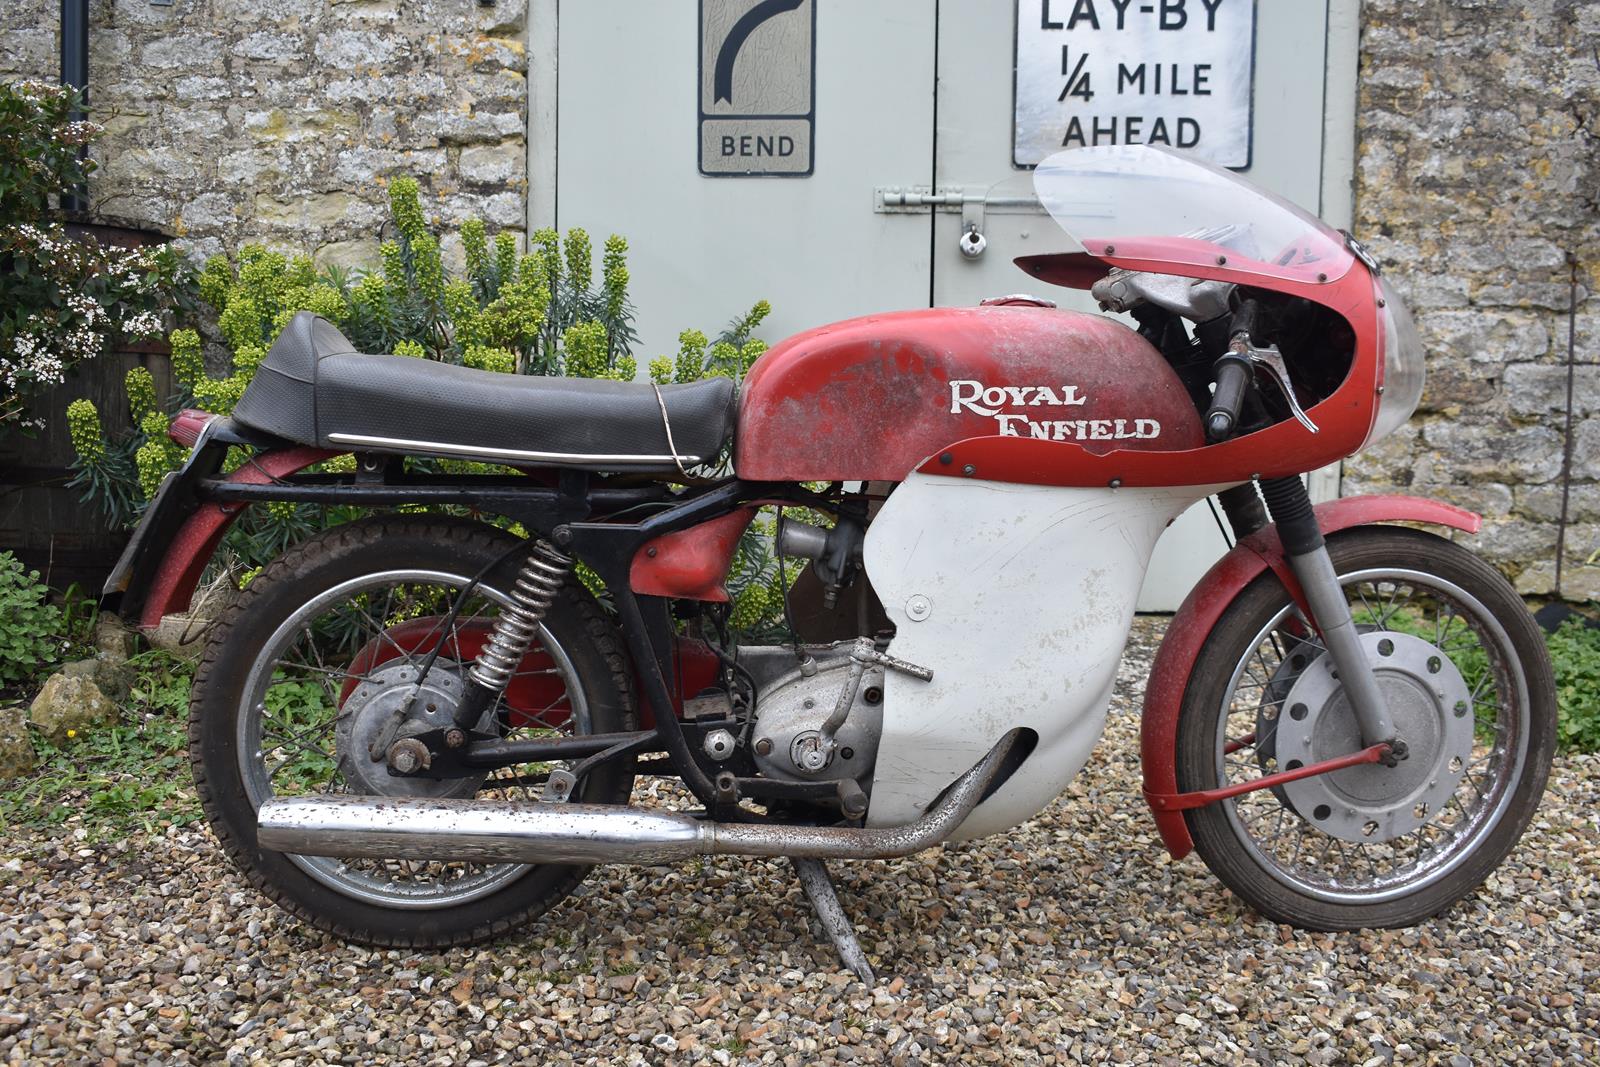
106 146 1555 979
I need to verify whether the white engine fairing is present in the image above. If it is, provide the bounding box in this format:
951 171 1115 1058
862 472 1226 839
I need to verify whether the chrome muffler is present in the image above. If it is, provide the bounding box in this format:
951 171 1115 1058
256 730 1023 865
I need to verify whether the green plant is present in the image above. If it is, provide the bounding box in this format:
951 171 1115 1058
0 650 200 837
0 80 192 435
0 550 62 687
1550 617 1600 753
67 174 792 634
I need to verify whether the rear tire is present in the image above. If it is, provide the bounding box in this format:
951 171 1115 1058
1176 527 1555 930
190 516 636 948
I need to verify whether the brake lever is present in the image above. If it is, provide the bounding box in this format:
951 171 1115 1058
1229 335 1319 434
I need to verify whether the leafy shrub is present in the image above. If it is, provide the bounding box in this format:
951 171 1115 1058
0 550 62 686
0 650 199 837
0 80 191 436
1551 617 1600 753
68 177 796 636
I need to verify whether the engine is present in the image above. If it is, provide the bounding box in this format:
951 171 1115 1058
739 644 884 785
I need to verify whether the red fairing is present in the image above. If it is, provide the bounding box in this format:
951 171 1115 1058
735 306 1203 482
630 507 757 602
938 250 1384 488
140 445 336 632
1139 495 1484 860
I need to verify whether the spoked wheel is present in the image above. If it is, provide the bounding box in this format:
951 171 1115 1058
1176 527 1555 929
190 516 636 947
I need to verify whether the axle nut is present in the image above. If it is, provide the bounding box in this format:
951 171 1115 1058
386 737 432 775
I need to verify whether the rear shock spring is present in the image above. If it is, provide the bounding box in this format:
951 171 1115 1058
467 541 572 694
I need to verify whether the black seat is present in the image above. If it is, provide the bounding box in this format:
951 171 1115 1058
231 313 737 471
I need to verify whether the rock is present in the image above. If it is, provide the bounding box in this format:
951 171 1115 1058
27 673 118 744
0 706 37 780
58 655 134 704
95 616 140 660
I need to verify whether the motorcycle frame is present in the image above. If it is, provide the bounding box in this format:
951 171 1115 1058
105 423 1487 838
105 438 840 812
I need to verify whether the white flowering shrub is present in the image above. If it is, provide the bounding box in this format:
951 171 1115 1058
0 80 190 435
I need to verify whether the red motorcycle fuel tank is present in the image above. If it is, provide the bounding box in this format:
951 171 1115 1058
734 305 1203 482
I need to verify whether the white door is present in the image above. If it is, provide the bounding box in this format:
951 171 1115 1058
533 0 1355 610
540 1 935 359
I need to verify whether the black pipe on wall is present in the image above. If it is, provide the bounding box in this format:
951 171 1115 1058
60 0 89 212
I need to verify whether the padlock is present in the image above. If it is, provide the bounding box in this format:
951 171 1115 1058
959 224 987 259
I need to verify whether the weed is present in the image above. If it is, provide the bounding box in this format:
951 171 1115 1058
1 650 198 838
1549 617 1600 752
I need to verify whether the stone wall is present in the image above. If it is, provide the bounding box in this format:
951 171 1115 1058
2 1 1595 600
0 0 529 267
1349 0 1599 599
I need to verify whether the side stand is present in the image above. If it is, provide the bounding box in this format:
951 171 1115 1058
791 857 876 984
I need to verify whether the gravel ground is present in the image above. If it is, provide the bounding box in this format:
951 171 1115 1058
1 617 1596 1065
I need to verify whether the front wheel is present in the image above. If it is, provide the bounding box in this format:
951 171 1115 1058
1176 526 1555 930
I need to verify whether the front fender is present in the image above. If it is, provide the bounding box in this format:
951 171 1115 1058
1139 494 1482 860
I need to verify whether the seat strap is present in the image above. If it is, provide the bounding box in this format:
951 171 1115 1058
651 383 693 480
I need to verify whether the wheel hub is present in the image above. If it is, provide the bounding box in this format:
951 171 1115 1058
1271 631 1474 843
335 661 487 799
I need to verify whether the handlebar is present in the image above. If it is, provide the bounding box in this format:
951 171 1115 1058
1205 352 1253 440
1204 297 1266 441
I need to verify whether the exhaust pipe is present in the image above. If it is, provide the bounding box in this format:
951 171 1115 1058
257 730 1024 865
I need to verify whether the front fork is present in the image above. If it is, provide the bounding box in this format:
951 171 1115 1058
1221 478 1403 761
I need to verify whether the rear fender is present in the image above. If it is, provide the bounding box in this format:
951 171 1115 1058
135 444 335 631
1139 494 1482 860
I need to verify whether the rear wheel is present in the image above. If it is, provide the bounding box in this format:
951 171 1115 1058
190 516 636 948
1176 527 1555 930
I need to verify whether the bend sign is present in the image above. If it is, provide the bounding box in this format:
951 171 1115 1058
699 0 816 176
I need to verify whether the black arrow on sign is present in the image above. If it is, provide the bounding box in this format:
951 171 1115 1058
714 0 805 105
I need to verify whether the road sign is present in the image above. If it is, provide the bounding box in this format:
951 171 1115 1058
699 0 816 176
1014 0 1256 167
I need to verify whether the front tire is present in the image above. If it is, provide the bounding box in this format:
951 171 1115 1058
190 516 636 948
1176 526 1555 930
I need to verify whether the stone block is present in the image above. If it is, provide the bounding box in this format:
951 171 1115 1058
1418 310 1549 364
1425 483 1515 520
1474 280 1590 313
0 707 36 781
28 674 118 745
315 238 380 271
314 29 402 69
233 31 308 63
140 36 219 72
1458 518 1560 569
1418 364 1497 411
174 76 234 101
178 193 237 233
458 141 523 185
218 147 290 185
1575 420 1600 481
1422 419 1564 484
253 190 365 230
413 111 522 146
1503 364 1600 417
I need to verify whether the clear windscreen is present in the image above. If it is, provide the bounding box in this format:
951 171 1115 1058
1033 146 1355 285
